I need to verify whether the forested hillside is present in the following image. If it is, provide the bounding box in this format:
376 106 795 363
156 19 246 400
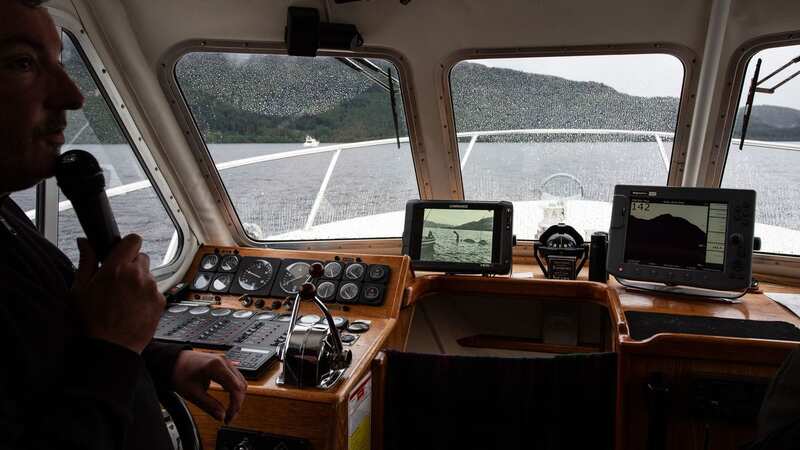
63 51 800 144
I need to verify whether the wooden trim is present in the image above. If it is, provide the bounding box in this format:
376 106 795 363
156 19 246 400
457 334 601 354
370 352 387 450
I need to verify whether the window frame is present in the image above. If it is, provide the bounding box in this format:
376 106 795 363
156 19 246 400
48 10 189 277
160 40 426 249
440 44 698 206
707 31 800 270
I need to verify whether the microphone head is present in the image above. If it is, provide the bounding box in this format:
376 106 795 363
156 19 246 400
55 149 106 200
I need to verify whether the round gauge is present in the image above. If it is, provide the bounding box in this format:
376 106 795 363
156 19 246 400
316 281 337 302
220 255 240 272
338 282 360 302
255 312 277 321
210 273 234 292
299 314 321 325
200 254 219 271
368 265 386 281
279 262 311 294
323 261 343 279
237 259 274 292
192 272 212 291
233 310 254 319
345 263 366 280
168 305 189 314
189 306 210 315
210 308 232 317
332 316 347 329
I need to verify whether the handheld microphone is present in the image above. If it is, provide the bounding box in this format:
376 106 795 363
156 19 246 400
55 150 121 262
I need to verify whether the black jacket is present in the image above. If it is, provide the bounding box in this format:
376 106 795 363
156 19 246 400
0 196 182 450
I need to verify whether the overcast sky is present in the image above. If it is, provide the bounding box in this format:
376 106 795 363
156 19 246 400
477 46 800 110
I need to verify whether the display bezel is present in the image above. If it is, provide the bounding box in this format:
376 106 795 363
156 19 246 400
607 185 756 291
402 200 513 274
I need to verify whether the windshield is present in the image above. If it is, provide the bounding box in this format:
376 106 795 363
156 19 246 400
449 53 685 240
175 52 419 241
722 43 800 256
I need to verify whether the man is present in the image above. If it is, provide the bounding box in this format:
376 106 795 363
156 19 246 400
0 1 247 448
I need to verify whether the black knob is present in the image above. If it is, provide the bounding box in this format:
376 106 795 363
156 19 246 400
299 282 316 300
254 298 265 309
271 300 282 310
240 295 253 307
309 262 324 278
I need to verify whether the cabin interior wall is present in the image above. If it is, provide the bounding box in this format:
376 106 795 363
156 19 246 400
405 294 609 357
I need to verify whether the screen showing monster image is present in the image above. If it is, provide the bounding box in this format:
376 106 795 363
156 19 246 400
420 208 495 264
624 199 728 271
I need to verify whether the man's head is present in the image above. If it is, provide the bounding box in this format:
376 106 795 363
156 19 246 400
0 0 84 195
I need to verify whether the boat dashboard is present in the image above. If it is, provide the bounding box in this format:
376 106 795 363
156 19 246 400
165 244 800 450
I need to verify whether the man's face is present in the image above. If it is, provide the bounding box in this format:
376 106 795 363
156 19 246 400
0 0 84 195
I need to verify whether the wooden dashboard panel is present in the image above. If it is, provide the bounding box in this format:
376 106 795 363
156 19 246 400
177 246 413 449
177 249 800 450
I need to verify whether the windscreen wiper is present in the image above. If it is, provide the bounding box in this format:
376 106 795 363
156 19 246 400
739 55 800 149
335 57 402 148
335 57 399 93
388 66 401 149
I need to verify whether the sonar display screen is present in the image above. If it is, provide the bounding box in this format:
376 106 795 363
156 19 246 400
624 199 728 271
420 208 494 264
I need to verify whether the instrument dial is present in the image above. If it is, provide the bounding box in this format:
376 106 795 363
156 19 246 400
323 261 343 279
338 282 360 302
192 272 212 291
220 255 240 272
316 281 337 302
210 308 232 317
345 263 366 280
279 262 311 294
233 310 254 319
210 273 234 292
238 259 274 291
200 254 219 271
255 312 277 321
299 314 321 325
189 306 210 315
167 305 189 314
368 264 387 281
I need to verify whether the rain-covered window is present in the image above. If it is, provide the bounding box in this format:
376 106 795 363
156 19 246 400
174 53 418 241
450 54 684 240
57 31 180 266
722 43 800 256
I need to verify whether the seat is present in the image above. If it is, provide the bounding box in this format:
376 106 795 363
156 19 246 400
382 350 617 450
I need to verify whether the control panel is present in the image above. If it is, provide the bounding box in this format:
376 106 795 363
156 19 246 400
189 251 392 307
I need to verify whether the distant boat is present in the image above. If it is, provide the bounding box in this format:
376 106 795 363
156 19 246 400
463 238 476 243
303 135 319 147
422 232 436 252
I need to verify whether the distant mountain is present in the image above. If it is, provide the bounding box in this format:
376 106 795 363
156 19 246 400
423 220 451 229
733 105 800 141
625 214 707 267
452 216 494 231
61 51 800 145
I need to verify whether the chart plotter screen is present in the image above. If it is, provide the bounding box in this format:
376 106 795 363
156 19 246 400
624 199 728 271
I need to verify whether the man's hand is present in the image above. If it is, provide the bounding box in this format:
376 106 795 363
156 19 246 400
172 351 247 424
71 234 165 354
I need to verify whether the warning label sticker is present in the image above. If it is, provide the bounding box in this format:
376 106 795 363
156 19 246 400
348 374 372 450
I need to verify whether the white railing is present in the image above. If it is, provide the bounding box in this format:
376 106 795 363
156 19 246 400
29 129 800 261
